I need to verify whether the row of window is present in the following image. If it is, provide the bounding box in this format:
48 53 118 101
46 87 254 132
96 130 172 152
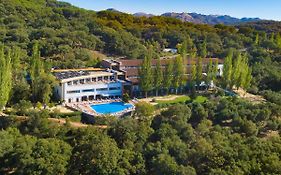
67 76 116 86
67 87 121 94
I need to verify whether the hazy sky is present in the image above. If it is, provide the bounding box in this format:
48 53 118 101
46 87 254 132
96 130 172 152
60 0 281 21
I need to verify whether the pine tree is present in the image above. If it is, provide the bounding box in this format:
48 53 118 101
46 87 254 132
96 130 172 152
163 60 173 95
139 47 153 98
0 45 12 110
173 56 184 94
154 57 163 96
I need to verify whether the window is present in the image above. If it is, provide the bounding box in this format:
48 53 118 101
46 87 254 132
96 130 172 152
82 89 95 92
67 90 80 94
79 79 85 84
110 76 115 81
98 77 102 81
67 81 72 86
109 87 121 90
92 77 96 82
73 80 78 85
96 88 108 91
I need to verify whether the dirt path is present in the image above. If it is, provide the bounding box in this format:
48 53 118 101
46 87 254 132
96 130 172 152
233 88 266 104
1 113 107 129
48 118 107 129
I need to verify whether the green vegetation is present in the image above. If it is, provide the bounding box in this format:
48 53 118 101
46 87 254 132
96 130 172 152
0 45 12 110
139 46 153 98
0 0 281 174
0 97 281 174
193 96 207 103
156 96 191 104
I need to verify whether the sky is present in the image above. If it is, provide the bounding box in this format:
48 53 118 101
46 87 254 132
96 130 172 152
60 0 281 21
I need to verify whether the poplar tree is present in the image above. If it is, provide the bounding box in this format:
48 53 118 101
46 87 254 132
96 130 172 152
11 47 21 82
270 33 275 43
255 33 259 45
190 64 197 94
196 57 203 88
213 58 219 80
205 58 213 88
198 39 207 58
163 60 173 95
139 47 153 98
222 50 233 89
237 54 252 90
154 57 163 96
30 42 44 103
29 42 56 106
230 53 242 89
0 45 12 110
243 67 252 90
276 33 281 48
173 56 184 94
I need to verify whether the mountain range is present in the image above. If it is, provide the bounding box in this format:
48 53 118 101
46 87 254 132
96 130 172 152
107 9 261 25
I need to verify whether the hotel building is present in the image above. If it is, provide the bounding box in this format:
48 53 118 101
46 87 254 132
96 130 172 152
101 58 224 95
53 68 126 103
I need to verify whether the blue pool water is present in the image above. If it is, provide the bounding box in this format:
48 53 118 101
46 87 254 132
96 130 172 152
91 102 133 115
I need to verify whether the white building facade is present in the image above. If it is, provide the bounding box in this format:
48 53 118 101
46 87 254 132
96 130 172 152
53 69 124 103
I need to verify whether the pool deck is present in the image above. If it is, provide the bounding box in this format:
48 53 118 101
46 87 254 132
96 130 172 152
65 99 136 117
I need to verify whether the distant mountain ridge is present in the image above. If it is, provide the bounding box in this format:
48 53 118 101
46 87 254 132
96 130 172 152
132 11 261 25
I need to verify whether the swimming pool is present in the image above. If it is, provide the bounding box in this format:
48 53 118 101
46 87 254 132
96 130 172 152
91 102 134 115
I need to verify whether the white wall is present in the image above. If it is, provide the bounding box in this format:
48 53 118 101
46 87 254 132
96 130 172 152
56 81 122 102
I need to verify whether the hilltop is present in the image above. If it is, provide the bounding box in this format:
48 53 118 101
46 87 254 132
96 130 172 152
136 12 261 25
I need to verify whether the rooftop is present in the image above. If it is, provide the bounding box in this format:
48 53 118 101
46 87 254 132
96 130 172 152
52 68 123 82
114 57 223 67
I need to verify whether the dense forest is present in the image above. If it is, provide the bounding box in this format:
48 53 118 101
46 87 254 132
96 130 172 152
0 0 281 174
1 0 280 103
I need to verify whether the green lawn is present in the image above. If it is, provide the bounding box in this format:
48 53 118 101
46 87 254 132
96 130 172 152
156 96 191 104
155 95 207 105
193 96 207 103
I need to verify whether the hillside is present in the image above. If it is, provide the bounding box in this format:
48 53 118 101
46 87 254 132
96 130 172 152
0 0 281 175
0 0 281 95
